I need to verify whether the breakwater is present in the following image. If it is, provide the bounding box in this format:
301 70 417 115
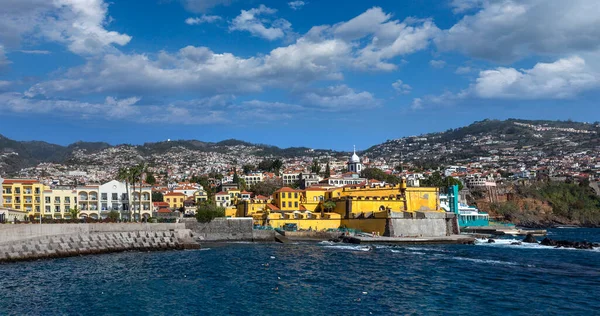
0 223 198 263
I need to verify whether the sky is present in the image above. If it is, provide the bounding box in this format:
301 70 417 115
0 0 599 150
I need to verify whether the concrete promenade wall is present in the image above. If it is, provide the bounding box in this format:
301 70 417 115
182 218 257 241
0 223 196 263
386 212 458 237
0 223 185 244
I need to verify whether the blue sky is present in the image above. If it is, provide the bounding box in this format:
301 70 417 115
1 0 599 150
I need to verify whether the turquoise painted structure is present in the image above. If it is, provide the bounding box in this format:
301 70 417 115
447 185 489 227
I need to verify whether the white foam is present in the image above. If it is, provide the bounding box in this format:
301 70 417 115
449 256 518 266
322 244 371 252
475 238 600 252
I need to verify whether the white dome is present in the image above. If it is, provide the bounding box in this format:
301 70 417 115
350 152 360 163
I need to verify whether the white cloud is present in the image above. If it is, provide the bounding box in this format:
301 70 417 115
436 0 600 62
412 56 600 109
288 1 305 10
472 56 599 99
18 50 51 55
185 15 221 25
301 85 381 111
410 91 466 110
429 59 446 68
0 0 131 55
392 80 411 94
449 0 485 13
332 7 440 70
181 0 232 13
455 66 473 74
229 5 291 41
0 45 10 69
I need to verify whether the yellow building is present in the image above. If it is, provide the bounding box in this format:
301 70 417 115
43 187 77 219
193 189 208 204
164 192 185 209
1 179 45 217
273 187 301 211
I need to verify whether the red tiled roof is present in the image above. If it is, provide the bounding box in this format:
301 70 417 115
2 179 39 184
215 191 229 195
266 204 280 211
164 192 185 197
157 209 172 213
274 187 298 193
255 195 269 200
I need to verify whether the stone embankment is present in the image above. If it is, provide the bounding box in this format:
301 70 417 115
0 223 199 263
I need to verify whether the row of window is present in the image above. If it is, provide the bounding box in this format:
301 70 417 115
281 202 299 208
279 192 299 199
2 188 41 194
3 198 41 204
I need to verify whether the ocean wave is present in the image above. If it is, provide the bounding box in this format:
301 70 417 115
322 244 371 252
475 238 600 252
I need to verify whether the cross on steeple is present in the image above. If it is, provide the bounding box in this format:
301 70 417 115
353 145 356 154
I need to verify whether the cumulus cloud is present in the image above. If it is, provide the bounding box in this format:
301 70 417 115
332 7 440 70
412 56 600 110
185 15 221 25
180 0 232 13
392 80 411 94
436 0 600 62
288 1 305 10
429 59 446 68
449 0 485 13
0 0 131 55
472 56 599 99
301 85 381 110
229 5 291 41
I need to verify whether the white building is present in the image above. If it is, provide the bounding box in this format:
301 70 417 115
348 146 363 173
77 180 152 220
242 172 264 186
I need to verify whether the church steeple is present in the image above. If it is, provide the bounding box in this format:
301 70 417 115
348 146 362 173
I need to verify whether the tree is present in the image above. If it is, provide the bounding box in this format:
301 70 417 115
117 167 132 221
250 180 282 197
360 168 400 184
232 167 240 184
272 159 283 176
107 210 120 221
310 160 321 174
145 172 157 186
68 207 80 220
242 164 255 175
152 191 164 202
322 200 336 212
323 162 331 178
195 202 226 223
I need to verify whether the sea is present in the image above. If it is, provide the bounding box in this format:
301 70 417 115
1 228 599 315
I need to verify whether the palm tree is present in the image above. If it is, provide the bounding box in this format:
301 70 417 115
130 162 146 221
117 167 131 222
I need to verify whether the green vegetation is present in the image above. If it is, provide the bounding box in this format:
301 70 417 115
360 168 400 184
249 180 282 196
258 159 283 175
145 172 157 185
518 182 600 225
420 172 464 190
195 202 226 223
152 191 164 202
68 207 80 219
107 210 120 221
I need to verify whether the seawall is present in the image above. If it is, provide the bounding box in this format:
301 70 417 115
182 218 272 242
0 223 198 263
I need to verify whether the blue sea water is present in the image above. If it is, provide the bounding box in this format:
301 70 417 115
1 229 599 316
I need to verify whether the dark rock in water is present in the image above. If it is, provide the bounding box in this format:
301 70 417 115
328 238 341 243
511 242 522 245
341 236 361 244
541 238 595 249
487 239 495 243
523 234 538 243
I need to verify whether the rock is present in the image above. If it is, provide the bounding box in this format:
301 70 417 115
487 239 495 243
540 237 556 246
523 234 538 243
511 242 522 245
541 238 595 249
341 236 361 244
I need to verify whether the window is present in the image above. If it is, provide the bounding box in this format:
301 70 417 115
112 193 118 201
54 197 60 204
15 188 20 194
101 193 107 200
288 193 291 198
5 188 11 194
295 202 298 208
294 193 298 198
35 188 40 194
166 198 170 202
65 197 70 204
45 197 51 203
